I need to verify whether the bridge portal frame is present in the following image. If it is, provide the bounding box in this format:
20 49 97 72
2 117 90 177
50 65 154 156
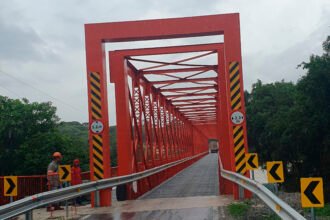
85 13 250 206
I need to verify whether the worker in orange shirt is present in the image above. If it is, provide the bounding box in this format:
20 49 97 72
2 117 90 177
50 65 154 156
47 152 64 211
71 158 83 205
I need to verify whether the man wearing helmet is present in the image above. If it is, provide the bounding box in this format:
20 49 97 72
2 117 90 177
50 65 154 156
46 152 64 211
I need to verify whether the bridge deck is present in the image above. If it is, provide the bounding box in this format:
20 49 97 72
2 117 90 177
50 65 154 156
22 153 234 220
140 153 219 199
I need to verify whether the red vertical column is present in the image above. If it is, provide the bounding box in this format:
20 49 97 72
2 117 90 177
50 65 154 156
109 55 134 196
217 47 235 195
85 35 111 206
224 15 250 199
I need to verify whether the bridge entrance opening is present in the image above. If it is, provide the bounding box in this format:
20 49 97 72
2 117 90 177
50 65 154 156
209 139 219 154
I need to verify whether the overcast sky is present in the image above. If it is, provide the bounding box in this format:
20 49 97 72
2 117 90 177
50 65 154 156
0 0 329 124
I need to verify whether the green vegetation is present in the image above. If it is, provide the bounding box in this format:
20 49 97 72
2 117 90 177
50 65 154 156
246 36 330 200
316 203 330 216
0 98 117 175
303 204 330 217
262 214 281 220
228 201 250 217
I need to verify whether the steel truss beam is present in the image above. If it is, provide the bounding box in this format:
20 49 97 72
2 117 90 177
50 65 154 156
142 66 217 75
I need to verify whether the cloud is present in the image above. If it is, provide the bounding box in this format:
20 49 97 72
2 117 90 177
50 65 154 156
0 0 328 123
0 19 49 62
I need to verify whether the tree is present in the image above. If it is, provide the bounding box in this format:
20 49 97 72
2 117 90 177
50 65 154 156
293 35 330 198
246 80 297 162
246 36 330 198
0 97 59 175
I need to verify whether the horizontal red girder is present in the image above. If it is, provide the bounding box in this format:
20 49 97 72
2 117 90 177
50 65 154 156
142 66 217 75
166 92 217 98
182 111 217 115
189 120 217 123
174 103 216 107
189 119 216 122
187 115 216 118
161 86 216 92
171 97 216 103
150 77 217 85
178 107 216 111
186 117 217 121
183 112 216 116
109 43 223 57
190 117 216 120
192 122 217 125
130 57 214 70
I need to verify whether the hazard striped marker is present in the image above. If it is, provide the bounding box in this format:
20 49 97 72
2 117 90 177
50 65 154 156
229 61 246 174
89 72 104 180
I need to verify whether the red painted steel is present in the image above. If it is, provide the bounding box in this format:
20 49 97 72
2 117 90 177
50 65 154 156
85 14 250 204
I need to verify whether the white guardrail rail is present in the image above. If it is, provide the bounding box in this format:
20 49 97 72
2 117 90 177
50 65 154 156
218 155 306 220
0 152 306 220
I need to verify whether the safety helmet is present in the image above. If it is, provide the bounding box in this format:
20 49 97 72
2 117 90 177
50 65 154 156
53 152 62 158
73 159 80 164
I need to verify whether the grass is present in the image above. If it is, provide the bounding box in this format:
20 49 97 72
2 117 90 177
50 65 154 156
227 201 251 217
262 213 281 220
315 203 330 216
303 203 330 217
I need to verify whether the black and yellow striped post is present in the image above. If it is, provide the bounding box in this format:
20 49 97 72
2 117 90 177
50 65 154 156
229 61 247 175
89 72 105 180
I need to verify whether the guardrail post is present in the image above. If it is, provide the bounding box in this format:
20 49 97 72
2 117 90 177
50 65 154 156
274 183 279 195
95 190 100 207
65 200 69 218
251 170 255 180
25 210 33 220
238 185 244 200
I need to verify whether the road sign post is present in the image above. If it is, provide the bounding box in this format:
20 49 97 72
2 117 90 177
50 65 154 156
311 207 315 220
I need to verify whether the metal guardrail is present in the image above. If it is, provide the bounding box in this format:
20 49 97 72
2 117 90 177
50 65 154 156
1 152 306 220
0 153 206 220
218 155 306 220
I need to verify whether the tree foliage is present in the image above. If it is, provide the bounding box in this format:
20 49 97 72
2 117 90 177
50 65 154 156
0 98 118 175
246 36 330 198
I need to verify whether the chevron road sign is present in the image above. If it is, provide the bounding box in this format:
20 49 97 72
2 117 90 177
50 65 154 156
4 176 17 196
59 165 71 182
246 153 258 170
266 161 284 183
301 178 324 208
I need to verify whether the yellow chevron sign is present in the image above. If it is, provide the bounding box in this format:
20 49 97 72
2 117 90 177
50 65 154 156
301 178 324 208
59 165 71 182
4 176 17 196
246 153 258 170
267 161 284 183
